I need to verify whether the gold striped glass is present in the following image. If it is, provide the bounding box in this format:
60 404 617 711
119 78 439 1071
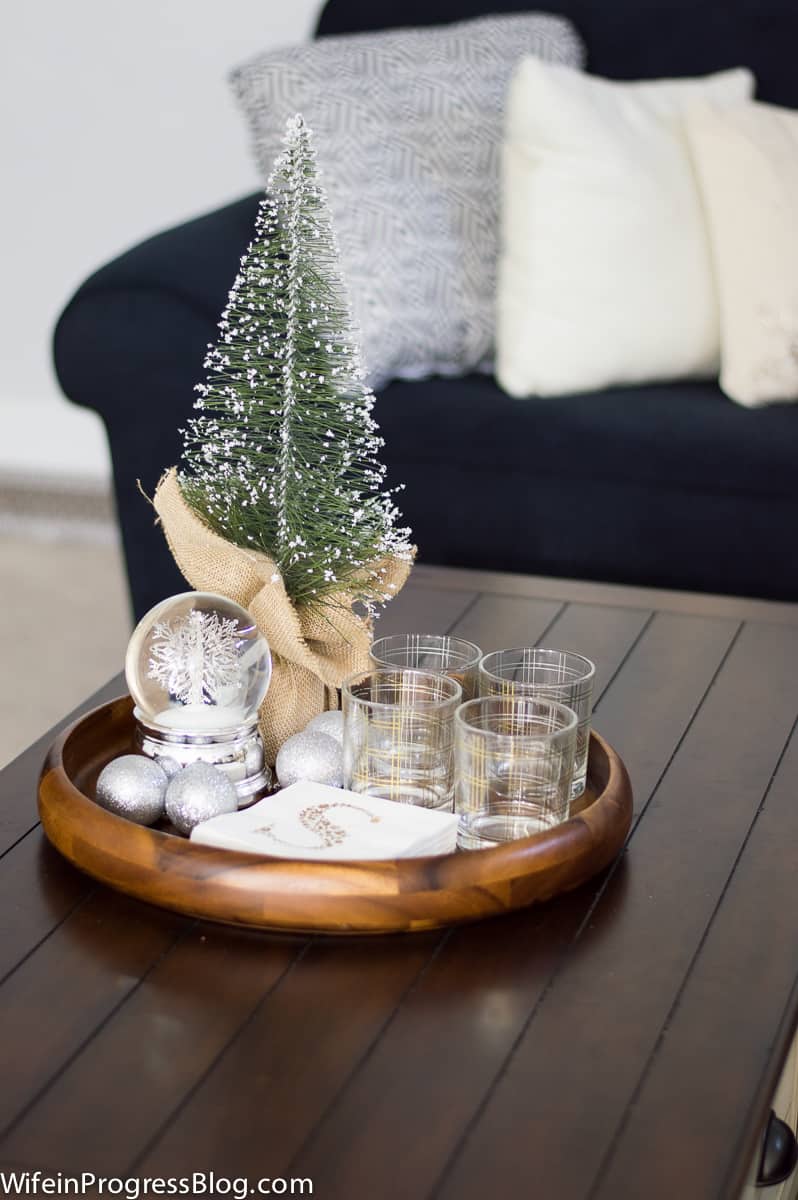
455 696 578 850
342 669 462 811
369 634 482 700
478 648 595 797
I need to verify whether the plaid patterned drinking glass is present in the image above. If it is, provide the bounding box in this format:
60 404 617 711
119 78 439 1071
369 634 482 700
478 649 595 797
455 696 578 850
342 669 462 811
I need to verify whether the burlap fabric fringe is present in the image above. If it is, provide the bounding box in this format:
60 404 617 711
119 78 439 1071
153 469 413 765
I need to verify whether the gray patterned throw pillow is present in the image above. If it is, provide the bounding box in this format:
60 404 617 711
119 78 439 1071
230 15 584 388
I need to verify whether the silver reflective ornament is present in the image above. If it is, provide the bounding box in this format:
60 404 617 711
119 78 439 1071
155 756 182 780
305 710 344 745
276 731 344 789
165 761 238 836
95 755 168 825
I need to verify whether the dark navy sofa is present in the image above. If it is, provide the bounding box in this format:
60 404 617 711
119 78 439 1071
53 0 798 620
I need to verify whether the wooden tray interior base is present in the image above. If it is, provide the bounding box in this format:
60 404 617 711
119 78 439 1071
38 696 633 934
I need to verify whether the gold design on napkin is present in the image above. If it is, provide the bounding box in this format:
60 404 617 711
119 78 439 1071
254 801 381 851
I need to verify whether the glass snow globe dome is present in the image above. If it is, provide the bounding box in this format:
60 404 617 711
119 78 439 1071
126 592 271 737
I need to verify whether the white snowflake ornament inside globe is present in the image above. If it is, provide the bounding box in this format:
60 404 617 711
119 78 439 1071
125 592 272 804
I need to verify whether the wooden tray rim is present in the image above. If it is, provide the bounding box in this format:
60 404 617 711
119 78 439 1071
37 696 633 934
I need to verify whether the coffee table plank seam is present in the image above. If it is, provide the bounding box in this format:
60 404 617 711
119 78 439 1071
442 589 482 634
278 929 454 1182
0 675 126 857
274 612 716 1199
421 619 744 1200
410 565 798 625
377 584 479 641
431 619 795 1200
0 916 201 1145
0 873 95 991
132 932 446 1179
592 708 798 1200
604 620 744 831
722 977 798 1200
0 891 193 1141
448 593 567 664
126 937 316 1177
0 921 312 1171
579 609 655 700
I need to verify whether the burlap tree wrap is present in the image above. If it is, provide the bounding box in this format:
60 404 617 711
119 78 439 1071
152 470 413 765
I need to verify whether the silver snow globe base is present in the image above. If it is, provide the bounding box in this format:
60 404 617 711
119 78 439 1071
134 713 271 805
125 591 274 806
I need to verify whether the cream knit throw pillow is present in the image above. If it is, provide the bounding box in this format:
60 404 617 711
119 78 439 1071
686 99 798 407
496 61 754 398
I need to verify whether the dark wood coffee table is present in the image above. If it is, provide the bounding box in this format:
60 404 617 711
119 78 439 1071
2 564 797 1199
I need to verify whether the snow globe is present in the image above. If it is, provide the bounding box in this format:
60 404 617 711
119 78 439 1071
125 592 272 803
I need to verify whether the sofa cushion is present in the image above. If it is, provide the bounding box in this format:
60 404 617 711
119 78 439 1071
375 373 798 600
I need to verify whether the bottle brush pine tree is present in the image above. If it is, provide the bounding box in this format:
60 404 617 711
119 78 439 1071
179 113 411 616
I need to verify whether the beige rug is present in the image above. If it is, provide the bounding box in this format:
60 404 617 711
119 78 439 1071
0 530 130 768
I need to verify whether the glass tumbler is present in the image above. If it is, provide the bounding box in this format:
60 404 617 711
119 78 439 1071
478 649 595 797
455 696 578 850
342 669 462 811
369 634 482 700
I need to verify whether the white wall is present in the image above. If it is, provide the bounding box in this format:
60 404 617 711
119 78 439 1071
0 0 323 483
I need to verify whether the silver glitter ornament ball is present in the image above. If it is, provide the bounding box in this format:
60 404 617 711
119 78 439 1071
305 710 344 745
95 755 168 826
165 761 238 836
154 756 182 780
276 731 344 789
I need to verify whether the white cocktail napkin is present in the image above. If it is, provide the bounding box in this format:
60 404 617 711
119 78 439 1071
190 781 459 860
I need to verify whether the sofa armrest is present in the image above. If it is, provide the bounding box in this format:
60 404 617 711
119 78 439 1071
53 192 261 619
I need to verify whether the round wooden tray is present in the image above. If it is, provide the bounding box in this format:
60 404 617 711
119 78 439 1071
38 696 633 935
